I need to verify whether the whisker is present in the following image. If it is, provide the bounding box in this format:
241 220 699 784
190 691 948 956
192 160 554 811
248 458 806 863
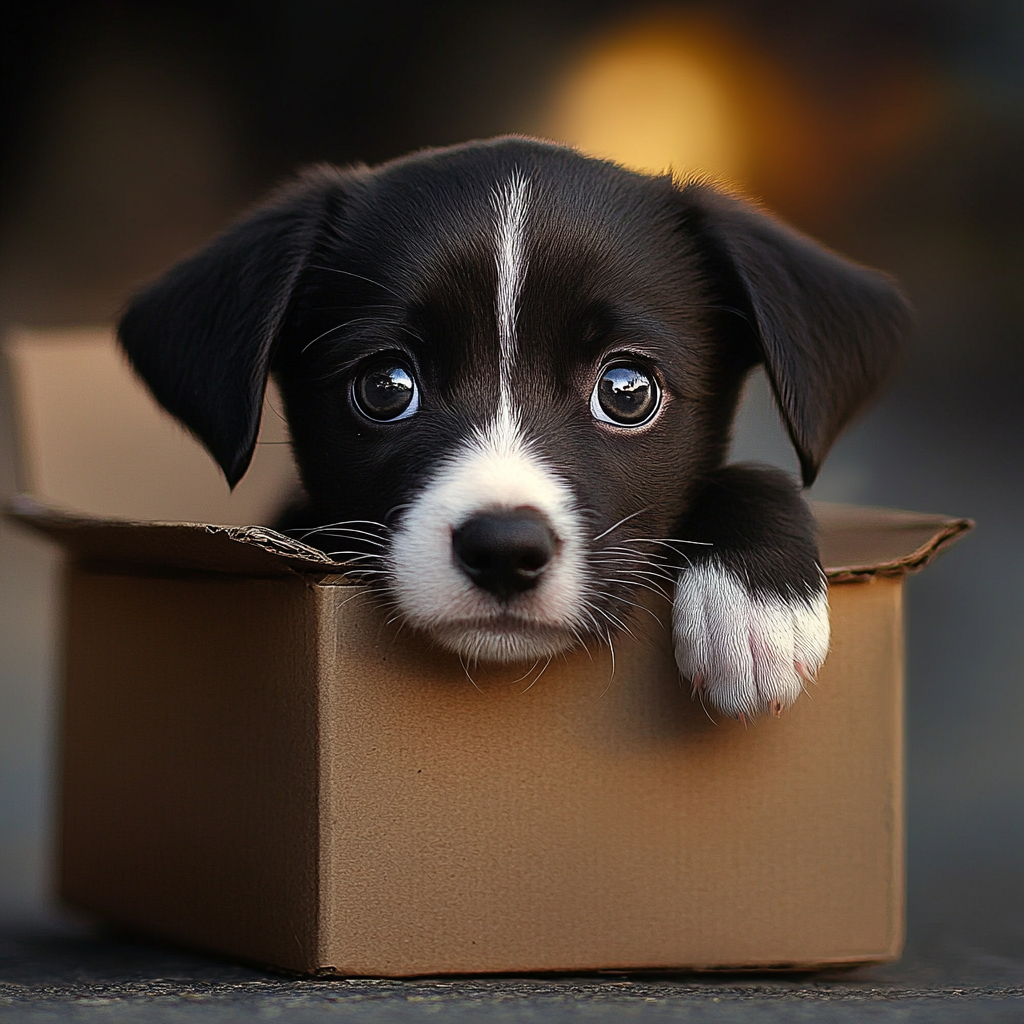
605 565 676 584
593 604 635 640
608 593 667 626
385 502 413 521
508 659 541 685
597 560 673 577
377 606 409 644
297 519 391 533
458 654 483 693
567 625 594 660
591 560 676 582
590 589 654 631
315 532 389 544
618 537 713 548
595 630 617 702
291 520 390 542
695 685 719 726
579 606 607 638
600 546 674 565
589 557 667 573
307 266 407 301
316 532 388 547
600 576 672 604
592 508 649 543
520 656 553 695
314 545 385 555
264 392 289 425
300 316 384 354
338 589 374 609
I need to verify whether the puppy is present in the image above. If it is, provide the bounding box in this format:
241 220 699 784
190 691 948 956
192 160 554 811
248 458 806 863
118 137 911 719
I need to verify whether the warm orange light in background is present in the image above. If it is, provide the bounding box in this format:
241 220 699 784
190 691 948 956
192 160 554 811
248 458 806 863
543 23 748 183
540 14 941 224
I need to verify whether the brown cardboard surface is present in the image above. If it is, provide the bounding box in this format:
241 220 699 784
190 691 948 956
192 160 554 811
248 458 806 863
8 495 338 577
3 327 299 525
315 577 905 974
54 558 909 974
59 569 322 971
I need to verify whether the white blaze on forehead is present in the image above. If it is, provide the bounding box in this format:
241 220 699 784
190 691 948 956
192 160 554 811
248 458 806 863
490 170 531 418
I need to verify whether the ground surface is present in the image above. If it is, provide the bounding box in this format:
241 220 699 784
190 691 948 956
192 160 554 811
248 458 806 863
2 901 1022 1023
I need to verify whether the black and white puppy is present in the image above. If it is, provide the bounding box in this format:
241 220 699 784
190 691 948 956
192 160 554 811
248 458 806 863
119 137 911 719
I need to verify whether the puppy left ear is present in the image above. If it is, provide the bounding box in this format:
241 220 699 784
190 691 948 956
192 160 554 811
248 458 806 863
679 181 913 486
119 165 351 487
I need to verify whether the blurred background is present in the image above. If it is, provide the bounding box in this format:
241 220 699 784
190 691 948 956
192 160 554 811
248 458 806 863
1 0 1021 962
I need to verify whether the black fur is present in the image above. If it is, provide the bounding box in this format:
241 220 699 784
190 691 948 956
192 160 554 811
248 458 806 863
678 464 824 602
119 169 347 486
119 137 911 660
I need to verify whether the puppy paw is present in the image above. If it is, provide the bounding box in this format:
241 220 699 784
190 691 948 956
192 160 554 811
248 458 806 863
672 561 830 720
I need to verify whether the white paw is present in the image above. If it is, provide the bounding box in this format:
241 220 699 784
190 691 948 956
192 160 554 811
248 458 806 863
672 561 830 719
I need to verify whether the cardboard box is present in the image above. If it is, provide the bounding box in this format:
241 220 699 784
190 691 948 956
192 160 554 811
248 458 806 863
4 330 972 975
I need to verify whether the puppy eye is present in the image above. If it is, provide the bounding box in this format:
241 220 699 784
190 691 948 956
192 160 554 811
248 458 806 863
590 362 661 427
352 358 420 421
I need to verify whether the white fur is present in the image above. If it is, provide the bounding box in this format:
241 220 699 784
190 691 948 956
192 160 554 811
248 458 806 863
387 418 586 662
672 561 830 719
489 171 530 421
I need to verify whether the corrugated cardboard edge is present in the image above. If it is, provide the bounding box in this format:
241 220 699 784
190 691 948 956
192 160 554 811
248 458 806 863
7 493 973 581
810 501 974 582
825 520 971 582
5 493 338 577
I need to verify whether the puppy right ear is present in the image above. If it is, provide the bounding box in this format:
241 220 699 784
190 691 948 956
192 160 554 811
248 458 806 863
118 165 351 487
677 180 912 486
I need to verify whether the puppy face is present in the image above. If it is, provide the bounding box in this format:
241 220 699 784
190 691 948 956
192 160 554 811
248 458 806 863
119 137 910 669
273 149 744 662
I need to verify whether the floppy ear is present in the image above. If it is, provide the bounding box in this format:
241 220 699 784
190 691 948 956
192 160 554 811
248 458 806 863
679 181 913 486
118 165 351 487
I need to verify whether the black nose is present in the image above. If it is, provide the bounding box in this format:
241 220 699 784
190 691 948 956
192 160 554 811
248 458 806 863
452 508 558 600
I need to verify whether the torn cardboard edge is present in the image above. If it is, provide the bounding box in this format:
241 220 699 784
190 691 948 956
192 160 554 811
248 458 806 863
807 501 974 582
7 493 973 583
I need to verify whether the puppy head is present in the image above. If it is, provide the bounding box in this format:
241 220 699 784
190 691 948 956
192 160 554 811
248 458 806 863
119 138 911 663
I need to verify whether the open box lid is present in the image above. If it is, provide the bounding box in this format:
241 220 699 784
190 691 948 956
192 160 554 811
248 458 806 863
8 494 972 582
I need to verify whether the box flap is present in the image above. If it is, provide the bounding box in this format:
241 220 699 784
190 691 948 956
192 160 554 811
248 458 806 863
7 495 339 577
3 327 300 525
811 502 973 582
8 494 972 581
